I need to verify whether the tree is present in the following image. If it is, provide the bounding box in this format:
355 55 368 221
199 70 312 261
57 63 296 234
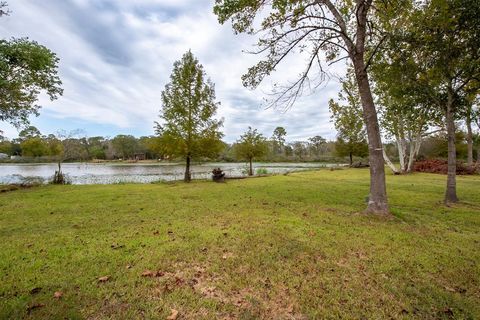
329 70 367 166
475 104 480 163
45 130 90 183
213 0 408 214
234 127 268 176
291 141 308 160
18 126 41 141
83 136 107 160
308 135 327 157
0 2 9 17
111 135 138 159
395 0 480 203
43 134 64 183
20 137 47 157
371 42 442 174
0 134 12 155
474 133 480 164
464 95 479 166
271 126 287 155
156 51 224 182
138 136 162 160
335 137 368 164
0 38 62 128
17 125 46 157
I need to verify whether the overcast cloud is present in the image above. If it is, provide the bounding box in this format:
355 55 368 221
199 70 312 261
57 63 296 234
0 0 344 142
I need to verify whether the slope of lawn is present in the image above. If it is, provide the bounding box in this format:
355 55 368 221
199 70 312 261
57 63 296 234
0 169 479 319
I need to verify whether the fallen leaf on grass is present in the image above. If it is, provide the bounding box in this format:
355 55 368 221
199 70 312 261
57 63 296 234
286 303 294 314
354 251 368 260
166 308 178 320
98 276 110 283
444 286 456 293
174 276 184 286
222 252 234 259
53 291 63 299
336 258 348 268
30 287 42 295
142 270 164 277
163 283 172 293
142 270 155 277
27 303 45 313
188 278 199 287
443 307 454 316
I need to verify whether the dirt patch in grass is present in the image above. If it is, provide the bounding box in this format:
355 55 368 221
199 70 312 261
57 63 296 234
143 262 306 319
0 183 40 193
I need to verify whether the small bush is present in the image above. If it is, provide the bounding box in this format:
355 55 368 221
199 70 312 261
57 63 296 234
256 168 268 175
51 171 71 184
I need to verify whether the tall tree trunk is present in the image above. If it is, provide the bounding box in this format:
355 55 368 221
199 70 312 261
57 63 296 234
466 111 473 166
249 157 253 176
396 137 406 173
406 134 415 173
184 154 191 182
353 56 389 214
445 92 458 204
349 152 353 166
407 133 422 173
383 148 399 174
395 125 407 172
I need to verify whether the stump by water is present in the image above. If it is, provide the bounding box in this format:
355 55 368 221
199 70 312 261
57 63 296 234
212 168 225 182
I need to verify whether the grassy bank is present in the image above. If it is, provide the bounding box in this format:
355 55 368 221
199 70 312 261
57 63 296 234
0 169 479 319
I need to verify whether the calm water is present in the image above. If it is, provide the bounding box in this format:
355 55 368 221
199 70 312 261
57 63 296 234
0 162 340 185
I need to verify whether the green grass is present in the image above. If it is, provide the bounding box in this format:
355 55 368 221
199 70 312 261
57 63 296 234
0 169 479 319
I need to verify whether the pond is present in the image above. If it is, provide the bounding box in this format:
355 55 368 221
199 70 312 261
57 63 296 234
0 162 341 185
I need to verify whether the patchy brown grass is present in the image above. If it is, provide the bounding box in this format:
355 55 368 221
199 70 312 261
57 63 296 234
0 169 479 319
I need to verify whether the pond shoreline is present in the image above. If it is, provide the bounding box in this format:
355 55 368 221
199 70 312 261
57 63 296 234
0 162 346 185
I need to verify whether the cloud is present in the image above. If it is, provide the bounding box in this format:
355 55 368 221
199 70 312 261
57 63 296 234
0 0 343 143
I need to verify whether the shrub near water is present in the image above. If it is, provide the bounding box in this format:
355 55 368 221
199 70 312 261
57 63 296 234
256 168 268 175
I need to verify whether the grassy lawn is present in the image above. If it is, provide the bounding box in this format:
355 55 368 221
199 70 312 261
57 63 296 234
0 169 479 319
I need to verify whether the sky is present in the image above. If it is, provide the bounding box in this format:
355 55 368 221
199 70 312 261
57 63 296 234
0 0 345 143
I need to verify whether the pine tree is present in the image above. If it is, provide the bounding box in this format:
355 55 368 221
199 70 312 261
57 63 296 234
156 51 223 182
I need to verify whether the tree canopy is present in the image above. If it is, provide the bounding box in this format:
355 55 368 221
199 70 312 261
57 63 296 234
378 0 480 203
234 127 268 176
0 38 63 128
0 2 8 17
271 126 287 154
156 51 224 182
329 69 368 165
213 0 408 213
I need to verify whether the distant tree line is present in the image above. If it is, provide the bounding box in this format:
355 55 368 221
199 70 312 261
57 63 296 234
1 124 476 166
